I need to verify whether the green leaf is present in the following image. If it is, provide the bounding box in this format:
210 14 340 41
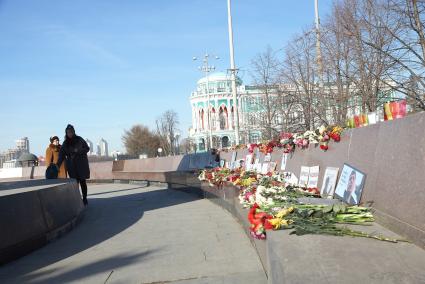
333 204 341 213
323 205 333 214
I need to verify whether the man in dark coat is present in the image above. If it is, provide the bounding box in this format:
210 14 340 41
57 124 90 205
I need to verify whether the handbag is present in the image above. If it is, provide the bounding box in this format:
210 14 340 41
45 163 58 179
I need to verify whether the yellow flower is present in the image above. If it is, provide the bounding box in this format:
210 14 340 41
275 207 294 219
331 126 343 134
241 177 255 187
268 218 291 230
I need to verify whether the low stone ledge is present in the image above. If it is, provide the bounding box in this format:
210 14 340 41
266 226 425 284
0 179 84 264
197 182 425 284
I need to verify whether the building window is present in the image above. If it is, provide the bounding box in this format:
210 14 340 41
199 138 205 151
222 136 230 148
211 108 216 130
250 133 260 144
219 107 228 130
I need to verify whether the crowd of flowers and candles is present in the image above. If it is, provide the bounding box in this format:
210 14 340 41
198 168 406 243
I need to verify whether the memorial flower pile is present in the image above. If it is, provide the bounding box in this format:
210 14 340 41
199 166 407 243
198 167 231 187
243 125 344 155
318 125 343 151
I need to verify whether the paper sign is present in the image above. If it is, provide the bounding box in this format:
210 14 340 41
246 162 252 171
261 163 269 174
245 154 253 169
307 166 320 188
264 153 272 162
321 167 339 198
268 162 277 173
280 153 288 171
255 163 262 173
299 166 310 186
231 152 237 163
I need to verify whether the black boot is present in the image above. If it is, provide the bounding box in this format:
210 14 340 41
83 197 88 206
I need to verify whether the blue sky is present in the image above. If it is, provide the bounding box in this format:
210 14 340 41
0 0 333 155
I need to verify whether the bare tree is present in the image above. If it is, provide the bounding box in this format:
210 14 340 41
250 46 280 139
357 0 425 110
156 110 180 155
281 29 330 130
122 125 161 157
321 1 356 125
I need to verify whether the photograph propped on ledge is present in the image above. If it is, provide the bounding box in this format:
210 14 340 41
334 164 366 205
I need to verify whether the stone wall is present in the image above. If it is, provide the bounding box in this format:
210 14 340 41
220 113 425 248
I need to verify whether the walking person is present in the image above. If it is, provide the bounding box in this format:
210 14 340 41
57 124 90 205
45 136 67 178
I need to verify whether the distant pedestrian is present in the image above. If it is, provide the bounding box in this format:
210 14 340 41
45 136 67 178
57 124 91 205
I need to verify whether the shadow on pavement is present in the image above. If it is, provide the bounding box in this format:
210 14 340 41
0 185 200 283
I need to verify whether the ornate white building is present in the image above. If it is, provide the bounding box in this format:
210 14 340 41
189 72 269 151
188 72 401 152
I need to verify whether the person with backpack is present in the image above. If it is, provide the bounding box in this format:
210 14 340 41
56 124 91 205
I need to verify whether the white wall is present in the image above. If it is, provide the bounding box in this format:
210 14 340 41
0 167 23 179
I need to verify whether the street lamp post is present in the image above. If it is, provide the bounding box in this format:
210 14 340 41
227 0 240 146
193 53 219 150
314 0 324 86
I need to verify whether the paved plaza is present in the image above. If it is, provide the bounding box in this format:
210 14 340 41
0 184 266 284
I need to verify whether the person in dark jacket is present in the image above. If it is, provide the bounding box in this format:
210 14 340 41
57 124 90 205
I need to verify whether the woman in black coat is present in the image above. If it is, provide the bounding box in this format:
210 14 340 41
57 124 90 205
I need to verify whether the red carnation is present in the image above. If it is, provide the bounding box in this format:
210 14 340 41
320 144 329 151
264 219 274 230
330 133 341 142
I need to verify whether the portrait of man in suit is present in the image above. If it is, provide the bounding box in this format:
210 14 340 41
343 170 360 204
334 164 365 205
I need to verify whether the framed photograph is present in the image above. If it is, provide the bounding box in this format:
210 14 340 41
334 164 366 205
237 159 245 169
298 166 310 186
280 153 288 171
320 167 339 198
307 166 320 188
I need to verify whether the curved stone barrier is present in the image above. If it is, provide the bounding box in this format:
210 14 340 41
0 179 84 265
